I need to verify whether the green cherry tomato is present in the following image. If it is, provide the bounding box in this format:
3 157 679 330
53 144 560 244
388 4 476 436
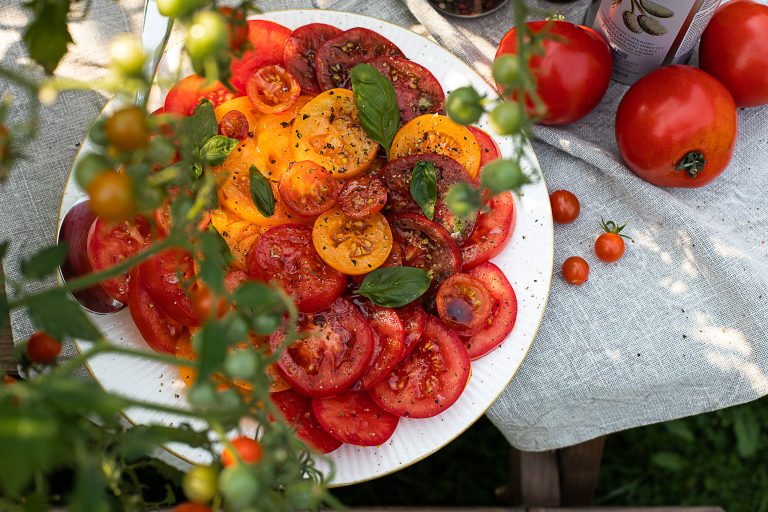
492 54 520 89
489 102 522 136
220 465 260 509
109 34 146 77
445 182 482 218
188 381 217 408
225 349 258 380
186 11 228 60
157 0 204 18
445 86 484 125
480 158 529 194
89 117 109 147
75 153 112 190
182 465 218 504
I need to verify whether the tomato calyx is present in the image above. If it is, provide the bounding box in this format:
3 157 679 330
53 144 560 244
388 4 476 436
675 150 706 178
601 218 633 241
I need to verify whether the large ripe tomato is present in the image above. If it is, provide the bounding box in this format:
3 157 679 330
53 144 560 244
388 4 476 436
246 223 347 313
164 75 237 116
699 0 768 108
284 23 343 94
370 316 470 419
460 192 516 271
127 267 186 354
352 300 405 390
86 216 148 303
269 298 373 397
229 20 292 93
615 65 737 188
461 262 517 359
312 391 399 446
270 389 342 453
495 21 611 125
139 249 200 327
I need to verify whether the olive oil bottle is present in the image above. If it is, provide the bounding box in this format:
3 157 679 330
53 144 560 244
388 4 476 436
584 0 722 84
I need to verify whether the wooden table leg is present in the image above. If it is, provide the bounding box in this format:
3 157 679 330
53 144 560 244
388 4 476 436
0 264 17 377
558 436 605 506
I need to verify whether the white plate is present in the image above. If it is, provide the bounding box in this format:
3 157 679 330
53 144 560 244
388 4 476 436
59 9 553 486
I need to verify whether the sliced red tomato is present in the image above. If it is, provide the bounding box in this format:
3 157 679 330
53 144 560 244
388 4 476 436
139 249 200 327
164 75 237 116
246 64 301 114
462 262 517 359
127 267 185 354
284 23 343 94
467 126 500 171
436 273 492 335
338 175 387 220
312 391 399 446
229 20 292 92
270 389 342 454
461 192 516 271
315 27 404 90
369 56 445 122
246 224 347 313
278 160 340 217
269 297 373 397
395 302 426 358
370 316 470 418
224 270 248 293
382 153 476 243
353 301 405 390
86 216 148 303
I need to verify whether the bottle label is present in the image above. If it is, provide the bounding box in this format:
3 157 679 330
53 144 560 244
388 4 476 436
672 0 721 61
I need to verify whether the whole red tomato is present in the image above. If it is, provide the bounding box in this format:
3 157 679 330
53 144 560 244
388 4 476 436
495 20 612 125
699 0 768 108
615 65 737 188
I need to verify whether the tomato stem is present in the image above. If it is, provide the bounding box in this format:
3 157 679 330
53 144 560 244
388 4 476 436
675 151 706 178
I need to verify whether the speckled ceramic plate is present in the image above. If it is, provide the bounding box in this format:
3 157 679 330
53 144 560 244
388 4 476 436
59 9 553 486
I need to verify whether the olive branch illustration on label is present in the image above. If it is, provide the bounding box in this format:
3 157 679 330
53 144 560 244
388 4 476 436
615 0 673 36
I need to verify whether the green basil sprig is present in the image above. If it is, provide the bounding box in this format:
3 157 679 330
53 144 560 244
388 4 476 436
410 160 437 220
356 266 431 308
249 165 275 218
201 135 239 167
350 63 400 158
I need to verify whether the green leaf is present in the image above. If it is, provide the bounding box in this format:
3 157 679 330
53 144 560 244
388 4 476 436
194 315 249 381
350 63 400 158
356 266 430 307
651 451 686 472
20 242 68 280
22 0 73 74
26 291 101 341
249 165 275 218
39 375 127 421
733 409 761 458
119 424 208 461
663 420 695 443
197 229 228 295
201 135 239 167
410 161 437 220
69 459 110 512
179 99 219 161
234 282 286 335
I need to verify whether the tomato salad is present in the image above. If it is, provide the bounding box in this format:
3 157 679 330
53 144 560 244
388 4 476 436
83 21 519 453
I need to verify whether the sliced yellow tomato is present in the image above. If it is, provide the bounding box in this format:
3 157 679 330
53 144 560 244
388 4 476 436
214 96 260 135
312 207 393 275
391 114 481 178
292 88 378 179
210 209 269 269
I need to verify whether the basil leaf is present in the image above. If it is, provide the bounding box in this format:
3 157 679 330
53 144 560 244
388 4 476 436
20 242 68 280
201 135 238 167
22 0 73 74
356 266 431 308
410 161 438 220
196 229 229 295
249 165 275 218
350 63 400 158
179 99 219 161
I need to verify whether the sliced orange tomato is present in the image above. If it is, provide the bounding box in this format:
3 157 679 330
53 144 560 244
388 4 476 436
164 75 237 116
292 88 379 179
312 207 393 275
278 160 340 218
251 95 313 181
391 114 481 178
210 209 268 269
246 64 301 114
214 96 260 136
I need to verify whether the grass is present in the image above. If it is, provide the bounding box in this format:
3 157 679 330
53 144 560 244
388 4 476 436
334 398 768 510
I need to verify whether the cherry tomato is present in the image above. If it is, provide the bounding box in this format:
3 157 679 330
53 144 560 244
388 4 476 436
460 192 516 271
283 23 343 94
86 215 148 303
370 316 470 419
191 285 228 320
315 27 404 90
218 6 248 51
278 160 340 218
221 436 263 467
312 391 399 446
246 224 347 313
293 88 379 178
2 375 16 385
396 302 427 358
270 298 373 397
338 175 387 220
313 208 393 276
562 256 589 286
139 249 200 326
186 11 227 61
594 219 628 263
164 75 236 116
26 331 61 363
127 267 186 354
549 189 580 224
87 171 136 222
219 110 249 140
109 34 145 77
353 301 405 390
436 273 492 334
462 262 517 359
156 0 200 17
489 102 522 135
616 65 737 188
105 106 148 151
496 21 611 125
699 0 768 108
182 465 218 505
391 114 481 179
173 503 211 512
445 86 484 126
270 389 342 453
467 126 501 171
246 64 301 114
229 20 292 93
369 56 445 122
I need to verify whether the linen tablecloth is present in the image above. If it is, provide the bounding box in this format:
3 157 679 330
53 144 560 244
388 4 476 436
1 0 766 452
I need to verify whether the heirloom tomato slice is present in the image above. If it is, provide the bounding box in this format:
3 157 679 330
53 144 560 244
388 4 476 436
246 64 301 114
467 126 500 170
369 56 445 122
210 209 268 270
284 23 343 94
436 273 493 335
127 266 186 354
271 389 342 453
229 20 292 92
312 391 399 446
338 175 388 220
396 302 427 357
462 262 517 359
461 192 516 270
164 75 236 116
278 160 340 218
139 249 200 327
353 300 405 390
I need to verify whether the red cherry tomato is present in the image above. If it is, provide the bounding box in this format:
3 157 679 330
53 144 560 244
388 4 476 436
436 273 492 335
86 216 148 303
369 56 445 122
595 233 624 263
462 262 518 359
338 175 387 220
467 126 500 171
312 391 399 446
221 436 263 467
284 23 343 94
229 21 292 93
460 192 516 271
219 109 249 140
270 389 342 454
245 224 347 313
699 0 768 108
550 190 580 224
353 301 405 390
191 285 228 320
139 249 200 327
26 331 61 363
278 160 340 218
246 64 301 114
496 21 611 125
370 316 470 419
127 267 186 353
164 75 237 116
615 65 737 188
173 503 211 512
562 256 589 286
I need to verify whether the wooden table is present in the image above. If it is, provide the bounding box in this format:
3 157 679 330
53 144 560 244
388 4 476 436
0 265 16 377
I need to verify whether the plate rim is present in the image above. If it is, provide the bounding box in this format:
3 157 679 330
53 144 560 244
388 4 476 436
57 7 554 487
